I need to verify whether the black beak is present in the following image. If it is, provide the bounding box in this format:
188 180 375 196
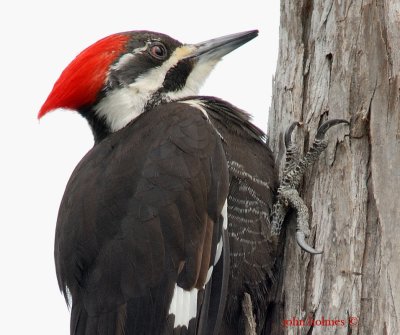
185 30 258 61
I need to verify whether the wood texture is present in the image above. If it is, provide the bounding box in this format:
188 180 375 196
267 0 400 334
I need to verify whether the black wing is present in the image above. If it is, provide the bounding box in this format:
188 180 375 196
184 97 279 334
55 102 229 335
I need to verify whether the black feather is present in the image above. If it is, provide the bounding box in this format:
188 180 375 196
56 102 229 334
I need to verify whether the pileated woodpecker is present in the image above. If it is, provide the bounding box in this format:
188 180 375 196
39 30 280 334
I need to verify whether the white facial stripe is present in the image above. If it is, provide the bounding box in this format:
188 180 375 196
164 58 219 101
95 45 196 132
94 86 146 132
110 46 148 71
95 44 221 133
111 53 134 71
128 45 196 93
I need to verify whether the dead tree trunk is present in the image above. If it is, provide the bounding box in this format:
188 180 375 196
267 0 400 334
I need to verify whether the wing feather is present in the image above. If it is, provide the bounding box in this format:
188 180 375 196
189 97 279 334
55 102 229 334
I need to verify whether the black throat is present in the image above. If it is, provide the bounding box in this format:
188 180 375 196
79 105 111 144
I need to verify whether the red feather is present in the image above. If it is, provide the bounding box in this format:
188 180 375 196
38 33 130 119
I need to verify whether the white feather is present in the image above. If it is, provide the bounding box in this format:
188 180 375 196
214 238 223 266
164 58 219 101
179 99 209 119
214 199 228 265
95 45 196 132
222 199 228 230
168 284 198 328
205 265 214 284
189 289 198 323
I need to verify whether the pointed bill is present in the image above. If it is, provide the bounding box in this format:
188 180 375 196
184 30 258 62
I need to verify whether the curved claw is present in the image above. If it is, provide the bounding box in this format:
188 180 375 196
315 119 349 140
296 231 323 254
284 122 302 148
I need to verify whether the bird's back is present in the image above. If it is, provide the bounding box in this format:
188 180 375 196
55 102 230 335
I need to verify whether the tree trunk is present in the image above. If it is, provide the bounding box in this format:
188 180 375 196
267 0 400 334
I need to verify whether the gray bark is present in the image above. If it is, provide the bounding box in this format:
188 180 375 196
267 0 400 334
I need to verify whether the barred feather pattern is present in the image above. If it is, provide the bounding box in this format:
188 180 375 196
185 96 279 334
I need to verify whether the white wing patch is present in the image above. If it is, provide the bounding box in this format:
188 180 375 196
214 239 223 266
168 198 228 328
168 284 198 328
222 198 228 230
205 265 214 284
214 198 228 266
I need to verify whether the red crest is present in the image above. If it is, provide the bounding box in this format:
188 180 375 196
38 33 130 118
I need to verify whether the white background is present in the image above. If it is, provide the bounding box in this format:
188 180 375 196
0 1 279 333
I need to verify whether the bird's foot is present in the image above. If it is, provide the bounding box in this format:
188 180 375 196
271 119 349 254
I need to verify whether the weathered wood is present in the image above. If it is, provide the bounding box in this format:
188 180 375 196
267 0 400 334
242 293 257 335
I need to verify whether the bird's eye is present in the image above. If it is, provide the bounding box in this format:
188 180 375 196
149 43 168 60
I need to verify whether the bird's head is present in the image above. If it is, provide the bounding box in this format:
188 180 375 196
38 30 258 141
